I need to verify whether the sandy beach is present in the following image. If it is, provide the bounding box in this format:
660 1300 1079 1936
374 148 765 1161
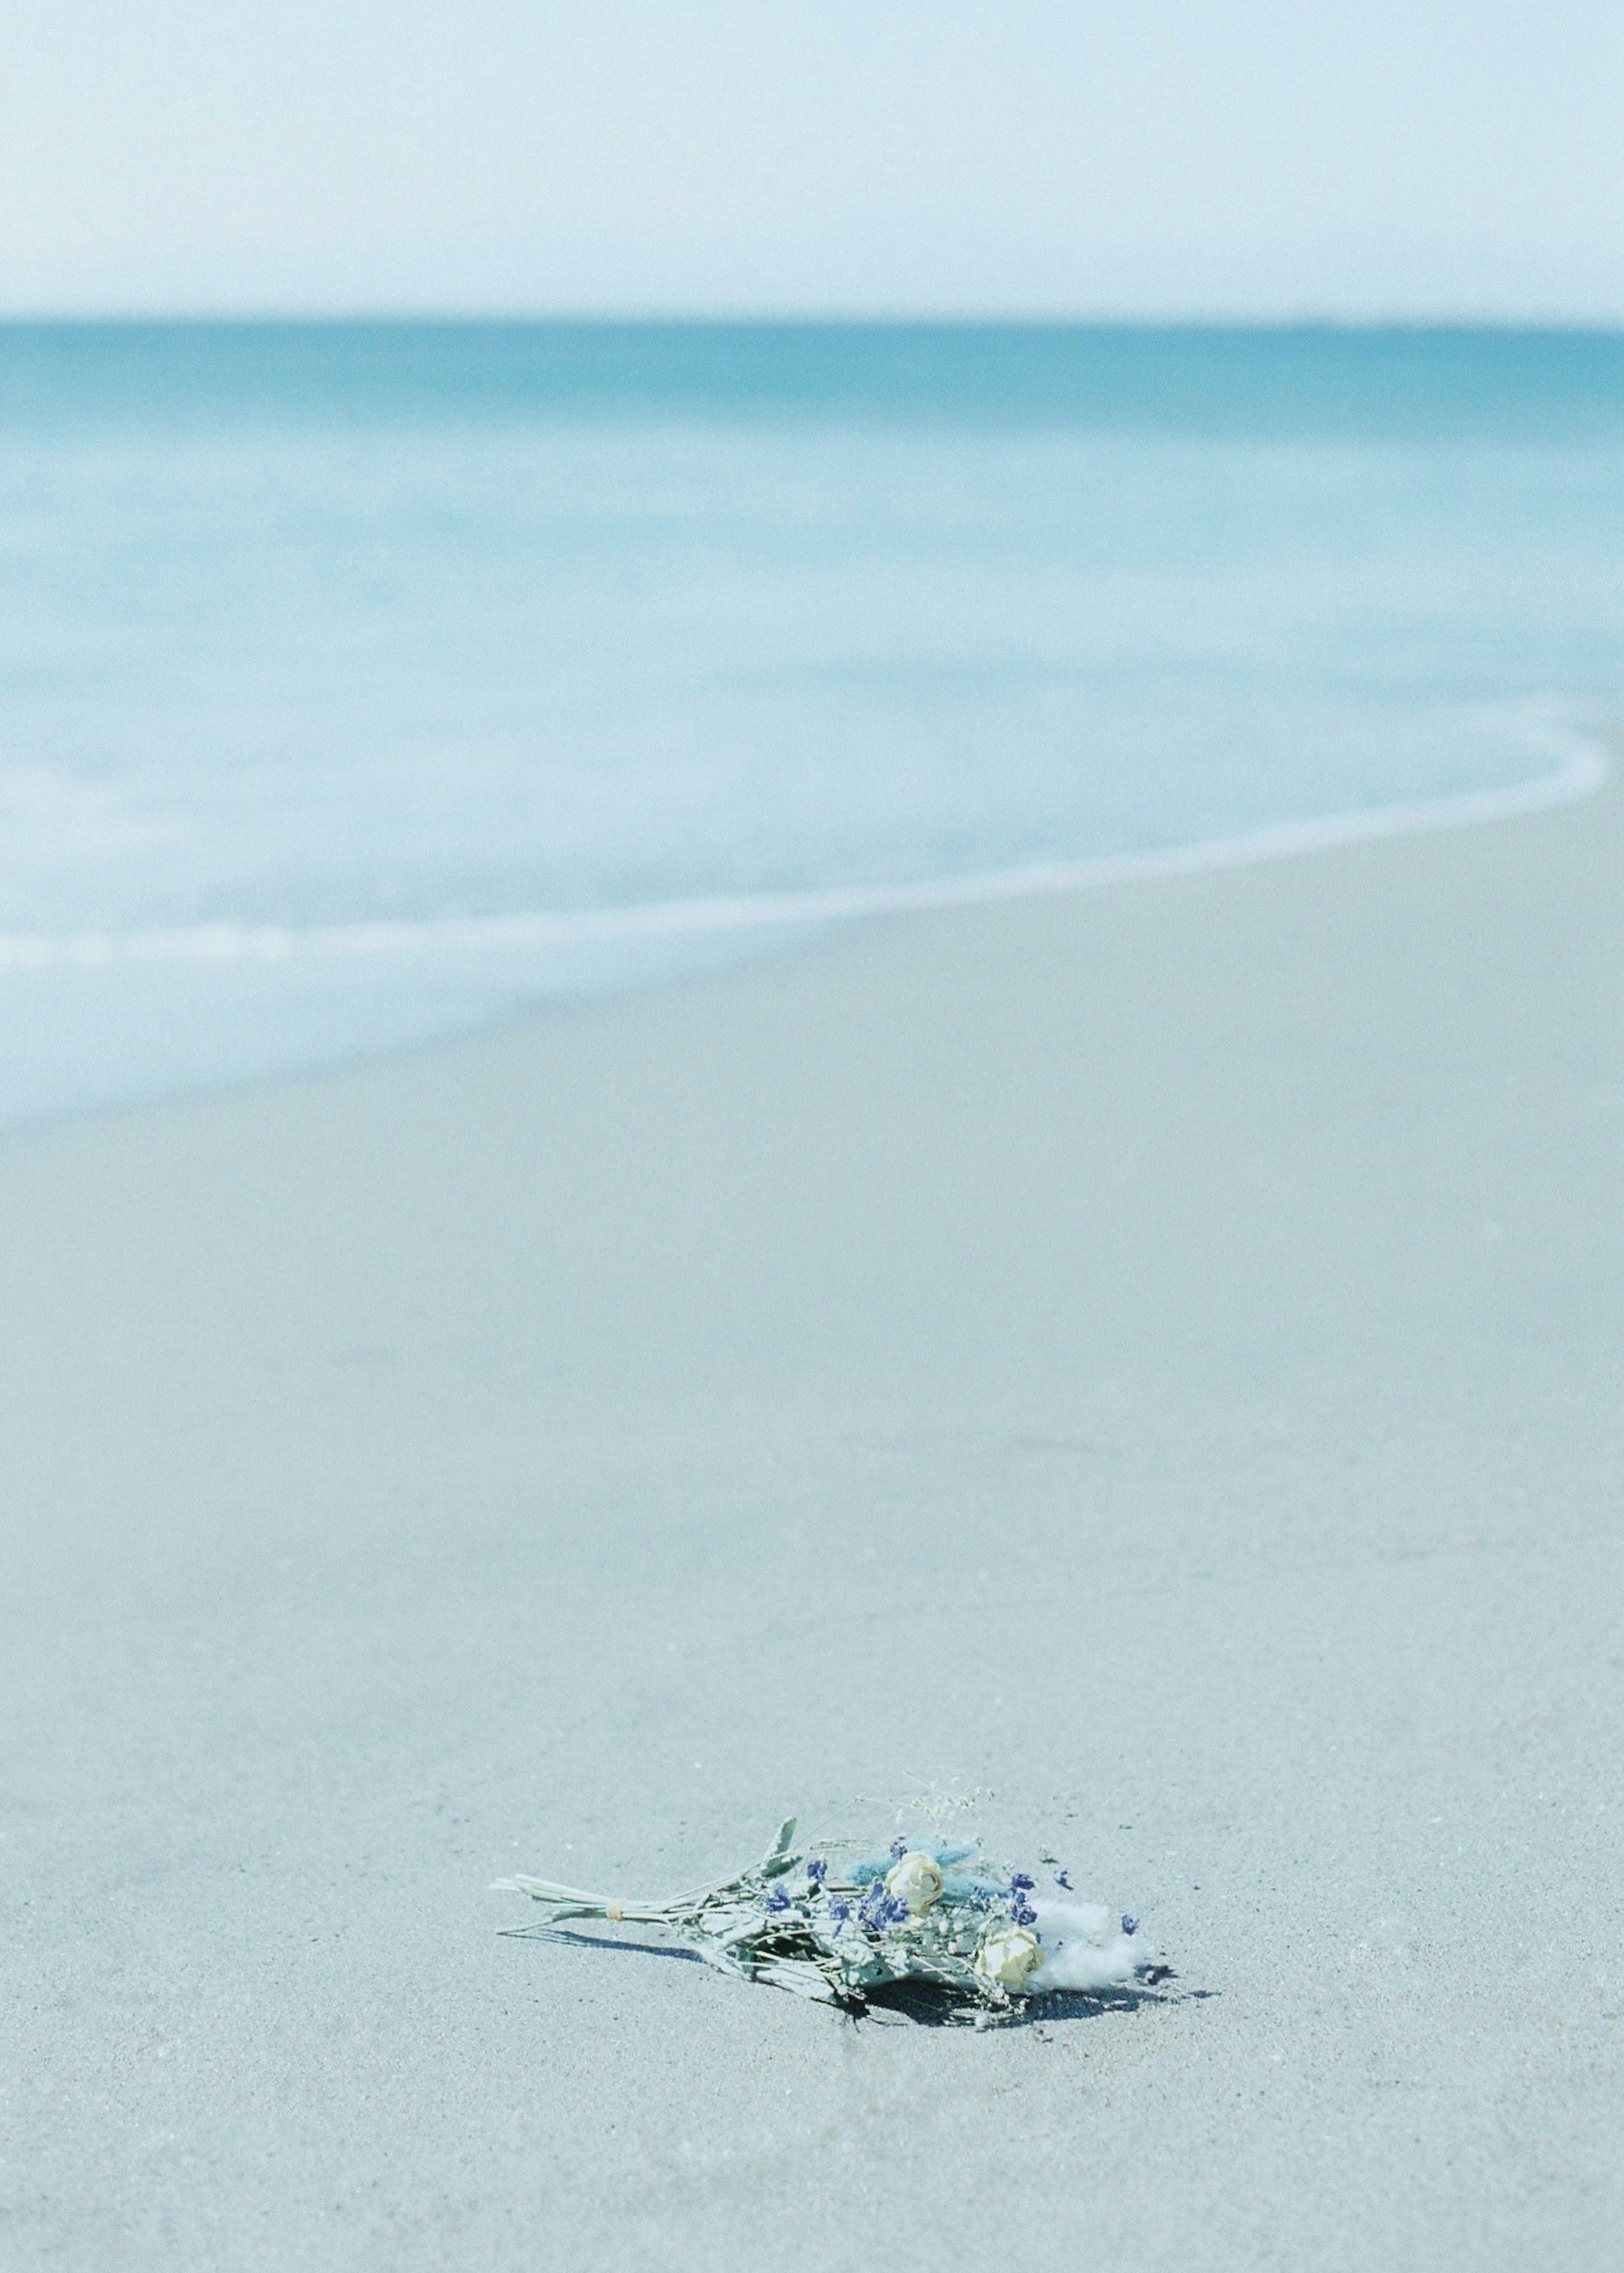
5 747 1623 2269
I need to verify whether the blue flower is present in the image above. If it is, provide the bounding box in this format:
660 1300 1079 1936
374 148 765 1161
805 1857 827 1884
1012 1900 1038 1928
890 1838 908 1862
1121 1914 1139 1937
1010 1873 1035 1893
1053 1870 1073 1890
765 1883 791 1914
829 1898 850 1924
859 1880 908 1933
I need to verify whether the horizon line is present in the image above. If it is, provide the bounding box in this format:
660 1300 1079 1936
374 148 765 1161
3 310 1624 336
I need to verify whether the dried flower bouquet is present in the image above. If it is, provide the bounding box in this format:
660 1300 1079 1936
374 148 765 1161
495 1816 1151 2020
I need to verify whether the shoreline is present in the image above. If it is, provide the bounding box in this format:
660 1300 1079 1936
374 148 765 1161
3 718 1606 976
1 716 1611 1149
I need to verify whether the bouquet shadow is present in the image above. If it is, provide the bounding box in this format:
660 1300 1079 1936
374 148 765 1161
859 1968 1191 2029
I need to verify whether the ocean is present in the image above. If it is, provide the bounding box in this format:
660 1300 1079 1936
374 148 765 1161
3 321 1621 1128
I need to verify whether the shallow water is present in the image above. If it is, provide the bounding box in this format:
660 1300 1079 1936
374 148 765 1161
3 323 1621 1126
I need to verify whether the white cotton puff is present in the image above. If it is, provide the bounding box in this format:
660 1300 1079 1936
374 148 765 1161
1026 1900 1141 1994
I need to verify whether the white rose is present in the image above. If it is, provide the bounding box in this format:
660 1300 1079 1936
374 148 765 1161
883 1851 944 1914
975 1925 1041 1994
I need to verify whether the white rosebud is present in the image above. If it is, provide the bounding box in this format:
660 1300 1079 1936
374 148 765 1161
975 1924 1041 1994
883 1851 944 1914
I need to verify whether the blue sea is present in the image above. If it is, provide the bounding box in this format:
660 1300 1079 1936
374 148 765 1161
3 322 1621 1128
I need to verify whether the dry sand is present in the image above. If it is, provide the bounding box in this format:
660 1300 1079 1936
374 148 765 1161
4 752 1623 2268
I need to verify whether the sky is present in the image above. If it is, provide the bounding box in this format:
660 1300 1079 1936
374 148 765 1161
3 0 1621 321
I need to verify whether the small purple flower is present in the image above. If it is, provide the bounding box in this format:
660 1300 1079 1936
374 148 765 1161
765 1882 792 1914
1010 1873 1035 1893
1012 1900 1038 1928
1053 1870 1073 1890
859 1880 908 1933
829 1898 850 1924
1121 1914 1139 1937
890 1838 908 1862
805 1857 827 1884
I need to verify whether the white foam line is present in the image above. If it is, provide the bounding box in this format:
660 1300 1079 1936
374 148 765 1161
0 725 1609 975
